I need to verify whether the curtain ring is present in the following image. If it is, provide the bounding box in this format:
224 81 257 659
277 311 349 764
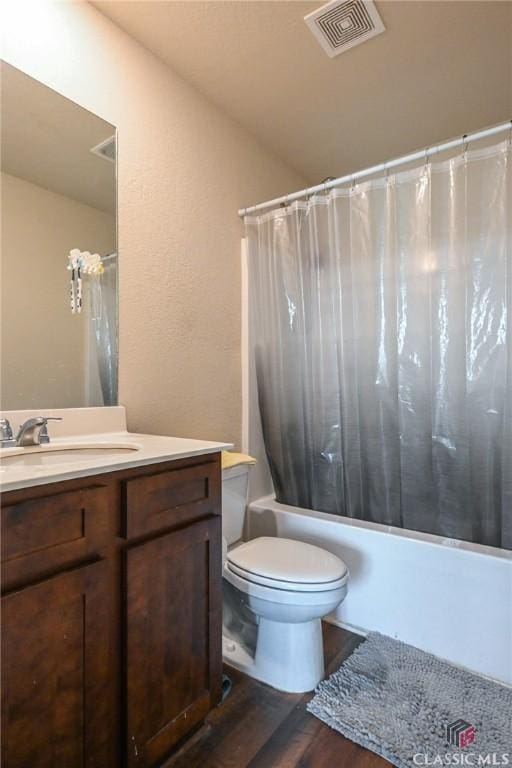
462 134 469 160
423 147 430 177
350 175 356 193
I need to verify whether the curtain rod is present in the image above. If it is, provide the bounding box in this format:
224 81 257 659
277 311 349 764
238 120 511 218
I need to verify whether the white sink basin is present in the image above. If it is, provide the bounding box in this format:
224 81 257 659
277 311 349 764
0 442 140 467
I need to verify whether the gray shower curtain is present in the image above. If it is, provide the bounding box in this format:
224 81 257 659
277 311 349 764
247 140 511 549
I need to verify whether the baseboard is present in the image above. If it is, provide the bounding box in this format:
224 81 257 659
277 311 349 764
323 614 368 638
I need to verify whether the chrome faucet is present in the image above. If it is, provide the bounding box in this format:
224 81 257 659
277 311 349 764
14 417 63 447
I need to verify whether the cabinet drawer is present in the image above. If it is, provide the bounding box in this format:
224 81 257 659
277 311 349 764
122 459 220 539
1 485 109 586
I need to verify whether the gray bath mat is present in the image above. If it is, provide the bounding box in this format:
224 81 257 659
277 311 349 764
308 632 512 767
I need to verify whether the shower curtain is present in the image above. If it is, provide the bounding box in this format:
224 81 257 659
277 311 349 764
88 255 118 406
247 140 511 549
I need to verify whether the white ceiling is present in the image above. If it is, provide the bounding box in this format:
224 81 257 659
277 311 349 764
1 61 116 213
94 0 512 185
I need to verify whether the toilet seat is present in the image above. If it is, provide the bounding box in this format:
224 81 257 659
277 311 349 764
226 537 348 593
224 563 348 606
226 562 348 592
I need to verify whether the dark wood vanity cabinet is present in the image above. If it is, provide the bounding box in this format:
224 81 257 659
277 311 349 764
0 452 222 768
2 559 115 768
126 515 221 767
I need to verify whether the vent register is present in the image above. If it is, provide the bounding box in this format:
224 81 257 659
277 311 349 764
305 0 385 58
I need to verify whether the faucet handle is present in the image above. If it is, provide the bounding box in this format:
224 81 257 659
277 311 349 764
38 416 63 444
0 418 13 440
0 418 16 448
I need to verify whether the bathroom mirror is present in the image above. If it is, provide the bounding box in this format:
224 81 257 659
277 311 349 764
1 62 118 409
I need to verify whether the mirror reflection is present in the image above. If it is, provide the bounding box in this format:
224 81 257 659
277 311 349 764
1 62 117 409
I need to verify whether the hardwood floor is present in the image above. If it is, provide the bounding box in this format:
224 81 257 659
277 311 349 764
164 624 390 768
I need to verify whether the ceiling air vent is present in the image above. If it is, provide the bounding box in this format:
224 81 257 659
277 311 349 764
90 135 116 163
305 0 385 58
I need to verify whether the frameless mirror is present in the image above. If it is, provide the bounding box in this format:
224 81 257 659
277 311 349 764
1 61 117 409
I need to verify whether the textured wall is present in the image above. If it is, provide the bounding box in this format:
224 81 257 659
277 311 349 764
1 0 305 445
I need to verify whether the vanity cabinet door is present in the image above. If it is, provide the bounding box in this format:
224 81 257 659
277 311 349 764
1 560 116 768
125 516 222 767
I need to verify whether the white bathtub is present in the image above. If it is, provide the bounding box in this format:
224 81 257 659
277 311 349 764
247 495 512 686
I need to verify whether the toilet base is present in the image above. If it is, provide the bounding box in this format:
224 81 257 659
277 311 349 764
223 616 324 693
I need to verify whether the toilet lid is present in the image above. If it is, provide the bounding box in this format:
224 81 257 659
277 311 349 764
226 537 348 591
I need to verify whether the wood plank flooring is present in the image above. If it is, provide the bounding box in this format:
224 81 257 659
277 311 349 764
164 624 390 768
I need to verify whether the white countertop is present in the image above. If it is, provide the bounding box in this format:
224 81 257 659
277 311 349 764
0 407 232 492
0 431 232 492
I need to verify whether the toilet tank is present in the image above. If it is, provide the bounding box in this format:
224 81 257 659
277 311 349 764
222 464 250 546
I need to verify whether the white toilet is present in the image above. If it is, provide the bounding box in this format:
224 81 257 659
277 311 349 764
221 463 349 693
